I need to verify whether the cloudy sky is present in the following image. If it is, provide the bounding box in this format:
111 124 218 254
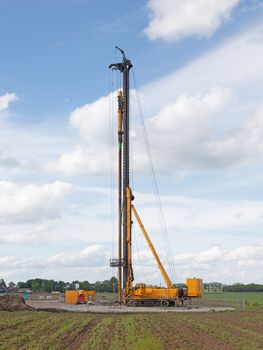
0 0 263 285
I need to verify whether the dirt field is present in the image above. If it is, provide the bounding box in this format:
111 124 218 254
0 308 262 350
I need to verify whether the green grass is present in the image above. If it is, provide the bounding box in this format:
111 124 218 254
99 291 263 305
80 316 113 350
0 311 162 350
203 292 263 305
96 292 117 302
0 309 262 349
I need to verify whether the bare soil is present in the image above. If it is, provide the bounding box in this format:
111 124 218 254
0 295 29 311
0 309 262 349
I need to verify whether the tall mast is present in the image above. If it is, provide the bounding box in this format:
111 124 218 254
117 90 123 303
121 49 132 291
109 49 181 305
109 47 133 300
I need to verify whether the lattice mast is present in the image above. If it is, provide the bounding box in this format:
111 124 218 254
109 47 133 303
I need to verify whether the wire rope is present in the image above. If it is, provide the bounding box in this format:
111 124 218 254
108 69 116 262
130 85 149 285
131 69 178 284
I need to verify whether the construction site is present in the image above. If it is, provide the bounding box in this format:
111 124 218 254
1 1 263 347
5 50 205 314
0 49 241 315
0 47 263 349
0 50 249 316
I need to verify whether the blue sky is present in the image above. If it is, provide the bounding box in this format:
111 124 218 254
0 0 263 285
1 0 260 115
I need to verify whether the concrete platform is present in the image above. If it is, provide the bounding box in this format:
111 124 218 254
26 300 235 313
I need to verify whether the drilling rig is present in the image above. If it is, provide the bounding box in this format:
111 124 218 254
109 48 203 306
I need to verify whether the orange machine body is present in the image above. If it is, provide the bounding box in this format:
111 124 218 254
132 285 178 300
65 290 96 304
186 278 203 297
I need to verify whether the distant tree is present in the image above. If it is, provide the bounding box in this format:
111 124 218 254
15 276 120 293
72 280 80 289
0 279 6 289
109 277 118 293
45 280 56 292
94 281 103 292
66 282 77 290
223 283 263 292
8 282 16 289
17 281 27 288
55 281 66 291
31 280 42 291
80 281 91 290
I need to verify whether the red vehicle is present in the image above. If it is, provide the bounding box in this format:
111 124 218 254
77 292 86 304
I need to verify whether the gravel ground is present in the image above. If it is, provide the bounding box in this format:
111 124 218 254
26 300 234 313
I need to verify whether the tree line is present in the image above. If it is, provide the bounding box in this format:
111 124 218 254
3 279 263 293
222 283 263 292
16 277 118 293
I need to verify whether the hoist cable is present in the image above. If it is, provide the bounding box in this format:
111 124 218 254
131 69 178 284
108 69 116 262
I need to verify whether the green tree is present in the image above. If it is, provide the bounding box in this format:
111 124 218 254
8 282 16 289
31 280 41 290
80 280 91 290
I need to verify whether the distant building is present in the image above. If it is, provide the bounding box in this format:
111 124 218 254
204 282 223 292
17 288 32 294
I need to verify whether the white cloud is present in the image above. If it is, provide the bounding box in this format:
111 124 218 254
0 222 55 244
46 145 108 176
143 23 263 113
47 87 235 175
0 92 17 111
0 231 39 244
139 92 263 171
144 0 240 41
0 181 73 222
174 245 263 269
133 191 263 234
132 244 263 284
140 23 263 170
194 246 225 263
47 245 109 267
0 244 110 282
210 105 263 165
144 87 235 170
47 23 263 176
0 152 20 168
46 94 115 176
1 243 262 284
70 95 112 144
0 184 114 246
225 245 263 261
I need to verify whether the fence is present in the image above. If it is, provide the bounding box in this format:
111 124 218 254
191 294 245 310
28 293 65 302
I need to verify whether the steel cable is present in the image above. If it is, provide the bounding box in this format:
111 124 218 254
131 69 178 284
108 69 116 262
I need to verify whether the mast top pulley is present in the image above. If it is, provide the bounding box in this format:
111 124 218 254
109 47 133 71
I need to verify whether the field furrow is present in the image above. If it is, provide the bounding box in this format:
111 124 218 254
0 308 262 350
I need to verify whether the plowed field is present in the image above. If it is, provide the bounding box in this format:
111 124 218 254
0 309 262 350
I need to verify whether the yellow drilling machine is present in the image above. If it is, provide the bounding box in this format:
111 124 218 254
109 48 203 306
